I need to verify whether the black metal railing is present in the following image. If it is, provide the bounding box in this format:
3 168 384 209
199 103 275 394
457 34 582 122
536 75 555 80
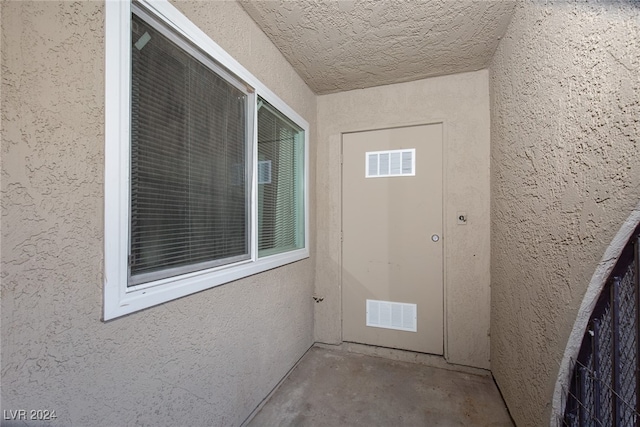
562 224 640 426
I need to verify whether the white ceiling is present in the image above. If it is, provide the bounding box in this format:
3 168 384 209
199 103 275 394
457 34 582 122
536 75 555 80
240 0 517 95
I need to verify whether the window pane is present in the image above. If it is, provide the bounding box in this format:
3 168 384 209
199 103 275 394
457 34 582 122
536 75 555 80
257 98 305 258
129 12 249 285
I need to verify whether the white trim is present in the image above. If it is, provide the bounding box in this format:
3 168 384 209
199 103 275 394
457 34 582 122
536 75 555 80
104 0 132 321
550 200 640 426
107 249 309 320
104 0 310 321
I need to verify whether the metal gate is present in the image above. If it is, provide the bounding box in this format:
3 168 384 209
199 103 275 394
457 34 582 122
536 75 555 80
563 224 640 426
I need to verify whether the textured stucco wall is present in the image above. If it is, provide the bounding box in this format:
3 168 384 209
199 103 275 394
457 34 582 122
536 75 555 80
1 1 316 425
490 2 640 425
315 70 491 369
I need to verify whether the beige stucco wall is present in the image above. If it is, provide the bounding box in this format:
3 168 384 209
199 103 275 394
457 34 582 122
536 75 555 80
315 70 491 369
490 2 639 425
1 1 316 425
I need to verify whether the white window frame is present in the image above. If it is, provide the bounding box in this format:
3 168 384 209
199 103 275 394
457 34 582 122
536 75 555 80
104 0 310 321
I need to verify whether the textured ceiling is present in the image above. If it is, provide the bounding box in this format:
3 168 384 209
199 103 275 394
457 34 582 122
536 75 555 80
240 0 517 94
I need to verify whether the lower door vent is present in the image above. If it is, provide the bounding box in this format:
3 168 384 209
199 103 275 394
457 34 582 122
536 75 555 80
366 299 417 332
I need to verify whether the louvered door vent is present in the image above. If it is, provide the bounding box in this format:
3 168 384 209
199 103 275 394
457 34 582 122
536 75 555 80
366 299 417 332
366 149 415 178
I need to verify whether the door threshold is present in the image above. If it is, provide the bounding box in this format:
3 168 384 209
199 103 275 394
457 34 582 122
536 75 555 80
314 341 491 377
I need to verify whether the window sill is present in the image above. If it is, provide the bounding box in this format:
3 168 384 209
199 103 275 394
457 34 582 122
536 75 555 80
104 248 309 321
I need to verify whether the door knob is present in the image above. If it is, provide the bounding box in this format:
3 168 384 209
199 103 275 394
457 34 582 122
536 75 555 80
431 234 440 242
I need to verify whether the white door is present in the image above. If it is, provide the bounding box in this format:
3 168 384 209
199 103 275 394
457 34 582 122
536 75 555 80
342 124 443 354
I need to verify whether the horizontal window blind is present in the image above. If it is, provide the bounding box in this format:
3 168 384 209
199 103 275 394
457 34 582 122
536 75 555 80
129 12 249 286
257 99 304 258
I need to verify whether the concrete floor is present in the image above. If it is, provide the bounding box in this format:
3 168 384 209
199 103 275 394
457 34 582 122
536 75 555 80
246 346 513 427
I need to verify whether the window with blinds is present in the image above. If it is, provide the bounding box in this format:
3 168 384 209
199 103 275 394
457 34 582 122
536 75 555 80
104 1 309 319
257 99 305 258
129 12 250 286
